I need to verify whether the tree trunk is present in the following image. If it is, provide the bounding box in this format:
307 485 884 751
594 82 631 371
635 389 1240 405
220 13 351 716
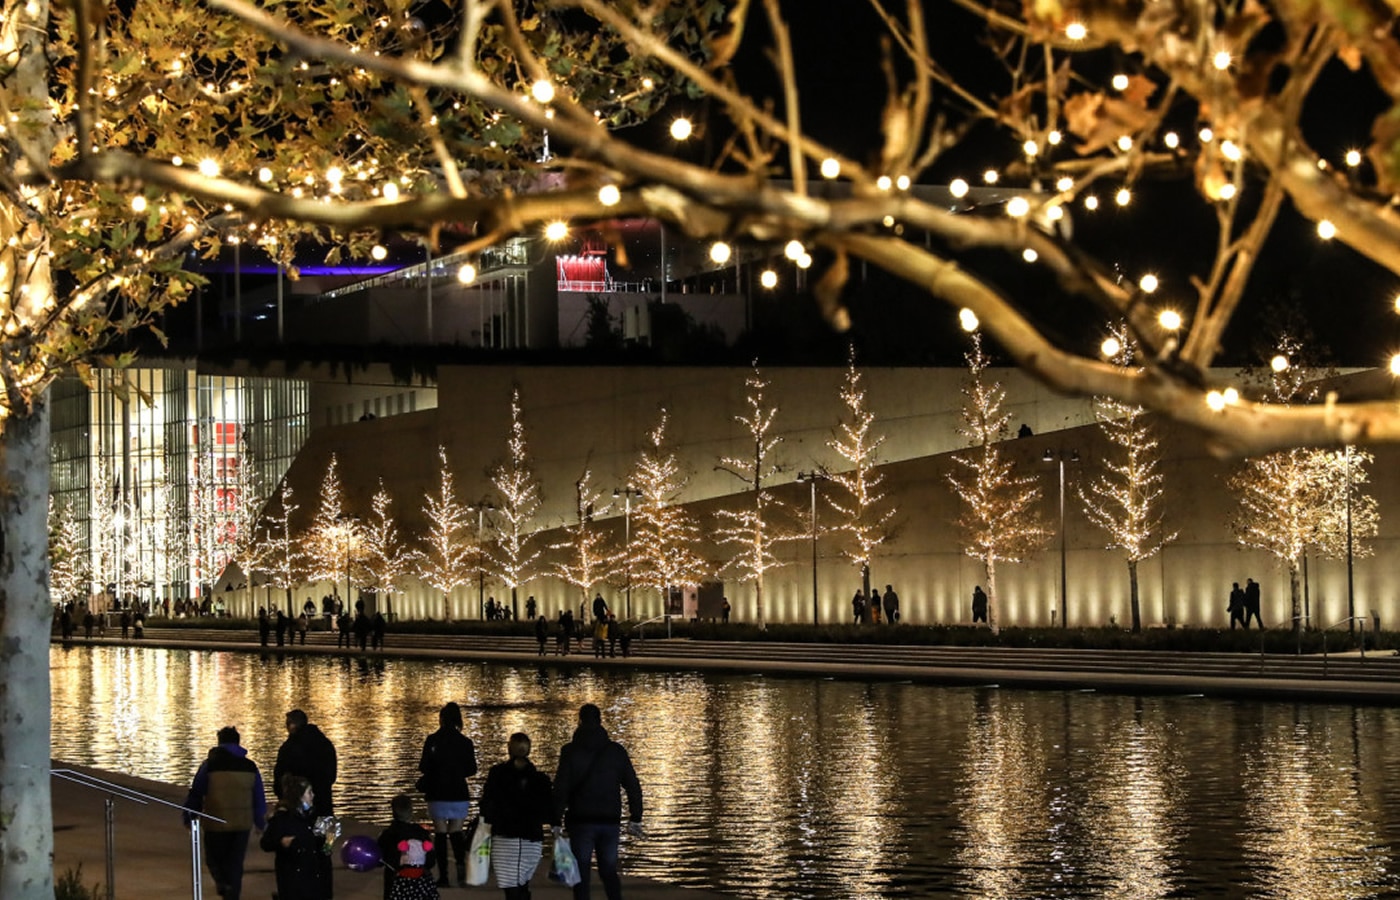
1128 558 1141 633
1289 559 1302 633
755 576 765 631
442 590 451 622
861 562 871 611
0 396 54 898
984 555 1000 636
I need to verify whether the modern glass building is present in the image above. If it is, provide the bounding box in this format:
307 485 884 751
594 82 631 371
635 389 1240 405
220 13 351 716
49 363 311 610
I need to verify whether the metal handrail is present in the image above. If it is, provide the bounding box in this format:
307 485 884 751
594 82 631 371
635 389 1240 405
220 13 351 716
631 614 673 640
1258 616 1307 673
53 768 224 900
1320 616 1371 676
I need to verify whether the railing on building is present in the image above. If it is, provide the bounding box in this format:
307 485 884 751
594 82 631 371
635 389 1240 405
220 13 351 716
319 241 531 299
53 767 225 900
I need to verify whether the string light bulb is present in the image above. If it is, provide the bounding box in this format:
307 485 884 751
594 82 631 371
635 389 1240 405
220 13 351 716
1139 273 1159 293
1164 131 1180 149
258 167 273 183
530 79 555 104
545 221 569 241
1317 219 1337 240
983 169 999 184
1391 354 1400 376
959 308 979 332
710 241 732 264
1056 176 1074 192
670 118 693 140
1346 149 1362 167
1112 73 1130 91
949 178 969 198
1158 309 1182 331
598 184 621 206
820 158 840 179
876 175 892 191
760 269 778 289
796 253 813 269
1115 187 1132 206
784 239 805 261
1220 183 1237 201
1006 196 1030 218
1023 140 1039 157
1084 195 1099 210
1271 354 1289 372
1065 22 1087 40
457 263 476 284
896 174 911 191
382 182 399 201
1022 248 1038 262
130 195 147 213
1117 135 1133 152
1213 50 1232 71
371 245 387 261
1101 336 1122 358
198 158 219 177
1207 390 1226 412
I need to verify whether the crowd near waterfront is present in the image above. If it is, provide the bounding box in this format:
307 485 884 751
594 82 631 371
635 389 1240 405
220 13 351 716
52 644 1400 898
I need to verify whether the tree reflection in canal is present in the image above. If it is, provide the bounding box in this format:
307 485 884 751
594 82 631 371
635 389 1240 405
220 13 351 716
51 647 1400 899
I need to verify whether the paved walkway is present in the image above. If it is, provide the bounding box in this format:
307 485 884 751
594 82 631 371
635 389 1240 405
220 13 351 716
52 764 730 899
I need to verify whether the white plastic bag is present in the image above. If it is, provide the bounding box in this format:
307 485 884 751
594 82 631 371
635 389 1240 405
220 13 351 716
549 835 581 887
467 819 492 886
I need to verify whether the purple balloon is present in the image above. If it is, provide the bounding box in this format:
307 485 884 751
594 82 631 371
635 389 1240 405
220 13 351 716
340 835 382 872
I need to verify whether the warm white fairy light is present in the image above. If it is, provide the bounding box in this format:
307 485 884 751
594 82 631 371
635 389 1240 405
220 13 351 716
1213 50 1232 71
1158 309 1182 331
130 195 147 213
1101 336 1121 358
530 79 555 104
784 239 805 261
959 308 979 332
1047 205 1064 222
545 220 569 241
1221 140 1242 162
1048 130 1062 145
1393 293 1400 314
1064 21 1087 40
1112 73 1130 91
1207 390 1226 412
796 253 813 269
1139 273 1159 293
257 167 273 184
1164 131 1180 149
1006 196 1030 218
1220 183 1237 200
670 117 693 140
882 215 895 227
1023 140 1039 157
820 157 840 179
710 241 732 264
598 184 621 206
326 166 344 186
1199 127 1214 143
371 244 387 261
1271 354 1289 372
1022 248 1038 262
760 269 778 289
198 158 219 177
381 181 399 201
1391 354 1400 376
876 175 892 191
1116 187 1132 206
1317 219 1337 240
1117 135 1133 151
983 169 999 184
1084 194 1099 210
949 178 969 198
896 174 911 190
1345 149 1362 168
457 263 476 284
1056 176 1074 192
1223 387 1240 405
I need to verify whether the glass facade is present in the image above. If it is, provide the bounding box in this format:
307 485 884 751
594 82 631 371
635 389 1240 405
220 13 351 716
51 366 310 610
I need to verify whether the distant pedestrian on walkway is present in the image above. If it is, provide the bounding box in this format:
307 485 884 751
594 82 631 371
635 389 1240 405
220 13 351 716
275 709 338 817
535 615 550 656
593 593 610 622
972 586 988 624
720 597 730 623
184 726 267 900
1244 578 1263 629
1227 583 1246 630
883 585 900 623
418 702 478 887
372 611 387 650
275 610 287 646
354 610 371 651
260 774 332 900
526 596 537 621
295 612 309 645
481 732 554 899
852 591 865 625
258 607 271 646
120 608 131 640
554 704 644 900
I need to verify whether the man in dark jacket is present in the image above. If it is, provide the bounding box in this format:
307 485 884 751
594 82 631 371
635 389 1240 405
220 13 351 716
274 709 338 816
553 704 643 900
184 726 268 900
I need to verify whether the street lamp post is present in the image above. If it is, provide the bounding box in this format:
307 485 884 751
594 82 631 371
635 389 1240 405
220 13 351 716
336 513 360 612
613 487 640 618
472 502 495 620
796 471 828 626
1042 449 1078 628
1345 445 1355 633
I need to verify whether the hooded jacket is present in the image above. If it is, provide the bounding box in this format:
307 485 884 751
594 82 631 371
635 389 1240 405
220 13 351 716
184 743 267 832
552 723 642 826
274 723 338 817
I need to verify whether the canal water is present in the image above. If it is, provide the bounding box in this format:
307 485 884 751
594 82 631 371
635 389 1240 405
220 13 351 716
51 645 1400 898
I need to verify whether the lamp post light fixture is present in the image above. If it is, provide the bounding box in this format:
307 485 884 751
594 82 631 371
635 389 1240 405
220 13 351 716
335 513 361 612
796 471 829 626
1042 449 1079 628
470 502 495 620
613 486 641 618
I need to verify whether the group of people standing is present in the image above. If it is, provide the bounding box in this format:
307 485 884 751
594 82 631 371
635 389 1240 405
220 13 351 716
851 585 901 624
1227 578 1264 629
257 602 388 651
183 702 643 900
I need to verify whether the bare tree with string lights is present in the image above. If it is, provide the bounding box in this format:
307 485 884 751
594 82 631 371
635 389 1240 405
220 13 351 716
485 388 544 620
1078 326 1175 632
361 479 412 620
257 480 305 616
305 454 360 609
47 496 87 611
716 364 795 630
417 446 475 621
949 328 1051 635
630 409 709 618
825 351 895 608
550 468 621 619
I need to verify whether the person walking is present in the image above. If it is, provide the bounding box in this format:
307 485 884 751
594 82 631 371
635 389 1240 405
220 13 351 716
372 611 387 650
870 588 883 624
592 593 609 623
1244 578 1263 629
971 586 988 624
883 585 900 623
274 709 338 817
296 611 310 645
275 610 287 646
480 733 554 900
353 609 372 651
851 591 864 625
535 615 550 656
418 701 478 887
1228 583 1246 630
260 774 332 900
553 703 644 900
258 607 271 646
183 726 268 900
